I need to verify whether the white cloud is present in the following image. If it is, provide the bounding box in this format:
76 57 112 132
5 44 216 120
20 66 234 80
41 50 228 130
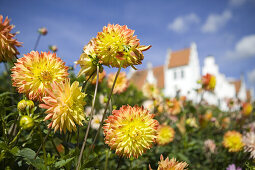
229 0 246 6
226 34 255 59
168 13 200 33
202 10 232 33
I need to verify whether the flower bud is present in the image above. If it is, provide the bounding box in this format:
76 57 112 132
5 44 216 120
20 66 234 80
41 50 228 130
19 115 34 130
49 45 58 52
38 27 48 35
17 99 27 112
26 100 35 110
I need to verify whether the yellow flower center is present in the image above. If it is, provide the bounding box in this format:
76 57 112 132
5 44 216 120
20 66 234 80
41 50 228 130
40 71 53 82
95 118 100 124
121 119 143 141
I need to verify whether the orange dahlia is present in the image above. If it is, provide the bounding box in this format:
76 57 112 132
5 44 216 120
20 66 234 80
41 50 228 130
107 72 128 94
223 130 244 152
94 24 151 68
39 79 86 133
156 125 175 146
11 51 68 101
103 105 159 158
149 154 188 170
201 73 216 91
0 15 22 62
166 98 181 115
242 102 253 116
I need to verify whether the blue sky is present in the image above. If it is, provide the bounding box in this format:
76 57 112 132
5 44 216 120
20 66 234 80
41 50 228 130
1 0 255 90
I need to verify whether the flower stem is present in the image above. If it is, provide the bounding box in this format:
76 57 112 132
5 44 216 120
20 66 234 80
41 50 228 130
76 65 100 170
82 70 96 91
90 67 121 150
34 129 51 159
104 149 109 170
51 139 61 157
33 34 41 51
9 128 22 146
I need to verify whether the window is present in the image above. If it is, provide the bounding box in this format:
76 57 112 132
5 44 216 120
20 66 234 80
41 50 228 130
174 71 177 79
181 70 184 78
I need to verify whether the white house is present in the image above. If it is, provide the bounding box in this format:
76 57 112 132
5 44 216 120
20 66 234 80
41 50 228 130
164 42 200 101
129 42 253 109
202 56 237 110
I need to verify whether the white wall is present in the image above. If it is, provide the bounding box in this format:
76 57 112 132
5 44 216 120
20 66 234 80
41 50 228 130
164 43 201 101
202 56 236 110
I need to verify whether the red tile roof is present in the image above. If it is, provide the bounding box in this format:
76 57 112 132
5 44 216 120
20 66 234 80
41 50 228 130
246 89 251 102
129 65 164 89
168 48 190 68
230 80 241 94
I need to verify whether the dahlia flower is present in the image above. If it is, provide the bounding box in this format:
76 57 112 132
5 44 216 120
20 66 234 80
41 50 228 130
142 83 160 99
223 130 244 152
243 132 255 159
0 15 22 62
156 125 175 146
204 139 216 154
75 40 101 77
91 113 103 130
241 102 253 116
94 24 151 68
201 73 216 91
90 70 106 85
39 79 86 133
103 105 159 158
149 154 188 170
11 51 68 101
107 72 128 94
166 98 181 115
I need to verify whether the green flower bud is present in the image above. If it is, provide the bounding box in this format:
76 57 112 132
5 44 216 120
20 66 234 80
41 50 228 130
19 115 34 130
26 100 35 110
17 99 27 112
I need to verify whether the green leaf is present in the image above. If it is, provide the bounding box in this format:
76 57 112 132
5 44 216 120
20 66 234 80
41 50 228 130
19 148 36 160
10 146 20 156
55 157 74 168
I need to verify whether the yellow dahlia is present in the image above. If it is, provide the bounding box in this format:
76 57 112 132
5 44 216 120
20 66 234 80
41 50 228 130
94 24 151 68
156 125 175 146
149 154 188 170
39 79 86 133
201 73 216 91
107 72 128 94
75 40 102 77
223 130 244 152
11 51 68 101
90 70 106 85
0 15 22 62
242 102 253 116
142 82 160 99
103 105 159 158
